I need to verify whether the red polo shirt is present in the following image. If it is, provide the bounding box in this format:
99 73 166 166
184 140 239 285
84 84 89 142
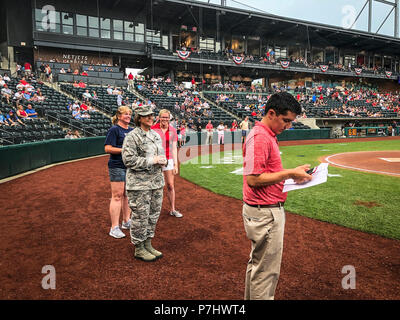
151 123 178 160
242 121 287 205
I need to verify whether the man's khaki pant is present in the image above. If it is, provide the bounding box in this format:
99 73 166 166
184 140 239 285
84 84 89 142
242 203 286 300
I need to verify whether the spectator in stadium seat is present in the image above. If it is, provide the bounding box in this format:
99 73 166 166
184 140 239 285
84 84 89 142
80 101 88 113
107 85 113 95
117 93 123 106
91 90 98 100
73 130 82 138
2 73 10 82
73 69 79 75
78 81 87 88
16 104 29 119
22 89 31 101
82 89 91 101
0 113 9 126
72 100 80 110
1 84 12 104
19 77 28 87
25 104 38 118
65 130 74 139
7 110 24 126
59 68 66 74
37 91 45 102
104 106 133 239
72 106 82 119
81 70 88 76
73 81 79 88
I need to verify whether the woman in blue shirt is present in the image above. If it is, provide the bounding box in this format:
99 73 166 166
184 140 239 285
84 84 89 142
104 106 133 238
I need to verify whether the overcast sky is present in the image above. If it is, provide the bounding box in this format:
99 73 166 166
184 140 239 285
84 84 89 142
195 0 399 37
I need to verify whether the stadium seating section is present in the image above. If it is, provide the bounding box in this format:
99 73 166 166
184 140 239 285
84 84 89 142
1 70 399 146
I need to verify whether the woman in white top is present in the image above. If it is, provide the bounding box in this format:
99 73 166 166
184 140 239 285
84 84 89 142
217 121 225 145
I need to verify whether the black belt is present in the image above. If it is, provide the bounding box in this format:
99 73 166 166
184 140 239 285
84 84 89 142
244 201 285 208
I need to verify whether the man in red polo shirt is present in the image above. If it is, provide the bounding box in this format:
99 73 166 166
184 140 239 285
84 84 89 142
151 109 182 218
242 92 312 300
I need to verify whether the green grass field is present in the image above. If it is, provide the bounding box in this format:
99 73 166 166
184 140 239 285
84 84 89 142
180 140 400 240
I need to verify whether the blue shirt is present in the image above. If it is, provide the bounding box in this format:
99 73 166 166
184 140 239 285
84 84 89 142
26 108 37 118
104 125 133 169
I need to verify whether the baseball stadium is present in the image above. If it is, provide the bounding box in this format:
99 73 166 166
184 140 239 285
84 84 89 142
0 0 399 303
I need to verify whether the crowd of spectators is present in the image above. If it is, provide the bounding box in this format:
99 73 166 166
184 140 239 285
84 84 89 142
136 77 216 131
296 85 400 117
0 74 44 127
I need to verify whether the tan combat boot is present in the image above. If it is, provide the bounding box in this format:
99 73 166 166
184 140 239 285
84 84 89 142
135 242 157 262
144 238 163 259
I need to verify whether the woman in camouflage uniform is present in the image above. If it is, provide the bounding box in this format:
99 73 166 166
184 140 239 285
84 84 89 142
122 105 167 262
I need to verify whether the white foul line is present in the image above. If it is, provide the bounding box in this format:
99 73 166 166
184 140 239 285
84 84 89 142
379 158 400 163
324 153 400 176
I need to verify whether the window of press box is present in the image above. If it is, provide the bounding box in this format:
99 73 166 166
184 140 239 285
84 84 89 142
146 29 161 45
89 28 100 38
62 12 73 25
34 8 60 32
101 29 111 39
101 18 111 30
77 26 87 36
76 14 87 27
88 16 99 28
114 31 123 40
113 19 123 32
62 12 74 35
135 23 144 34
62 25 74 35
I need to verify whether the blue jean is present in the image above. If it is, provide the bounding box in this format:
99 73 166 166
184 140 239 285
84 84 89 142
108 167 126 182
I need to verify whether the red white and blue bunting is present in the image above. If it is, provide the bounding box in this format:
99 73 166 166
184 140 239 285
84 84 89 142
320 65 329 72
177 50 191 60
354 68 362 75
232 56 245 65
280 60 290 69
385 71 392 78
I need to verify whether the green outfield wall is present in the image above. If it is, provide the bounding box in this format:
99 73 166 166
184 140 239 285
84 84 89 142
0 137 106 180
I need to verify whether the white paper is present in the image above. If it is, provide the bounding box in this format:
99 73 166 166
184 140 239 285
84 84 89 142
283 163 329 192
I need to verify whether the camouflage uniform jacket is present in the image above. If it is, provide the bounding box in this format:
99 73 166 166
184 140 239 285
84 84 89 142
122 127 165 190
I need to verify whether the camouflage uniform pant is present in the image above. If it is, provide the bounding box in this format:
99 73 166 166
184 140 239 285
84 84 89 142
126 188 164 245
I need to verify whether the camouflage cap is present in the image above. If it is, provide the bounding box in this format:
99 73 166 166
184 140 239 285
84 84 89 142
134 105 154 116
